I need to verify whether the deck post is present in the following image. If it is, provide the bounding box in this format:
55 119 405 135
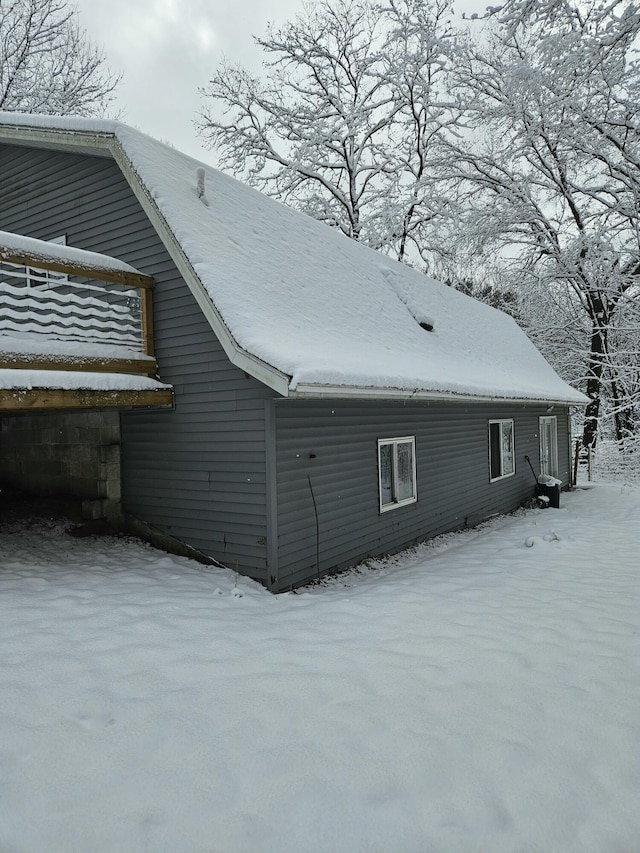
140 285 155 357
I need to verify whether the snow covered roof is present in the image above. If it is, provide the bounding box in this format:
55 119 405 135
0 113 588 405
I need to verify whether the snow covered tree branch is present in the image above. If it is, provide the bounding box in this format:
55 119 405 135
0 0 120 116
445 0 640 448
196 0 460 263
196 0 639 447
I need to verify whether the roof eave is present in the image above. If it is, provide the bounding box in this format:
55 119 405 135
0 122 115 155
289 382 588 407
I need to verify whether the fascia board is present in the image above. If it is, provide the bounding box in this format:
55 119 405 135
0 124 114 156
289 383 588 407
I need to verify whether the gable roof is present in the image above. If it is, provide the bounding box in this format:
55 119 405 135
0 113 587 405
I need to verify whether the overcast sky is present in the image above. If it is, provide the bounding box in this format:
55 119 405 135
74 0 312 162
74 0 479 165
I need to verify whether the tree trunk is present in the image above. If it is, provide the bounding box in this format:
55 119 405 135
610 379 633 446
582 319 607 449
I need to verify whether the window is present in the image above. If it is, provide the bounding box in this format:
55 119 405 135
28 234 68 288
539 416 558 478
489 419 515 481
378 436 417 511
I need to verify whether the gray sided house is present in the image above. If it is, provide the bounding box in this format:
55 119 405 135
0 115 587 592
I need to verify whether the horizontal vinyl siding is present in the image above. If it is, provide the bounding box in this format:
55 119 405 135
0 144 274 582
274 400 570 590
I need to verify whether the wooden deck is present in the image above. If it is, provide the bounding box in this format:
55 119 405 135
0 233 173 412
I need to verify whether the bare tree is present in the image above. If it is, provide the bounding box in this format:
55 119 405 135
0 0 119 116
196 0 638 444
445 0 640 448
196 0 459 264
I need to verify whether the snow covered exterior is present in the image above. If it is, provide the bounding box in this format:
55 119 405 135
0 114 586 590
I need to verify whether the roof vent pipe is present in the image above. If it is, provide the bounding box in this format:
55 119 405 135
196 167 209 206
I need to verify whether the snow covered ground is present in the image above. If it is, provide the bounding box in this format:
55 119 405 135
0 453 638 852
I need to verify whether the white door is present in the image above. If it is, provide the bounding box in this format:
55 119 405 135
539 416 558 478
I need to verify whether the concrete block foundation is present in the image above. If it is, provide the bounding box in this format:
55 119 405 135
0 410 122 521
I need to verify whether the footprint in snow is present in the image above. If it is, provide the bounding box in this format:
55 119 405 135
525 532 561 547
72 712 116 730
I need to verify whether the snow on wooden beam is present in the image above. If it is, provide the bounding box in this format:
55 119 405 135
0 230 153 288
0 386 173 412
0 248 153 289
0 354 159 378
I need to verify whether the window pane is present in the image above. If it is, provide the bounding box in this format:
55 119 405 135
540 418 558 477
502 421 514 475
379 443 393 506
549 423 558 477
489 422 501 479
540 421 550 473
396 442 415 502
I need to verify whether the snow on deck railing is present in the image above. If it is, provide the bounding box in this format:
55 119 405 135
0 259 147 353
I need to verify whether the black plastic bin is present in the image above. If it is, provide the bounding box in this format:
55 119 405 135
536 483 560 508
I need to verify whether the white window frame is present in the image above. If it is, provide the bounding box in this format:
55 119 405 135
377 436 417 512
539 416 559 478
489 419 515 482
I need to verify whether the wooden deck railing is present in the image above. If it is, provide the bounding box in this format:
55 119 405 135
0 238 174 410
0 251 155 359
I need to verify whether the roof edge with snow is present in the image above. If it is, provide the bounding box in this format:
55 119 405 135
289 383 587 406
